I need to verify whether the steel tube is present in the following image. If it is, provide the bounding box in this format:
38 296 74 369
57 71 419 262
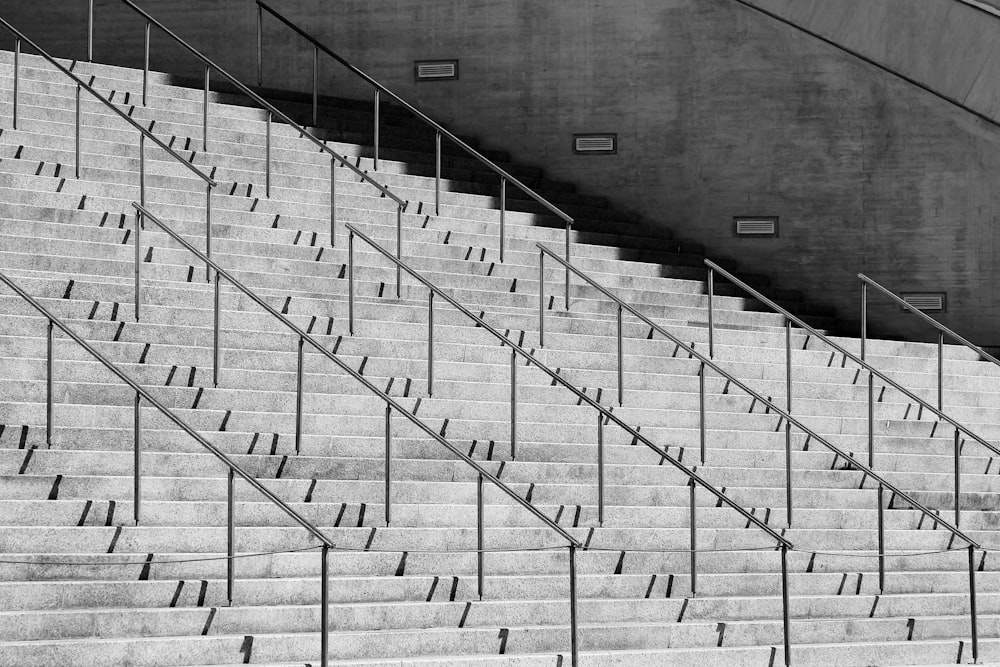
295 336 304 455
699 363 706 463
12 39 18 130
427 291 434 396
142 22 149 106
75 84 81 178
134 210 141 321
330 158 335 246
348 231 354 335
781 544 792 666
938 330 945 413
510 348 517 460
868 372 874 466
139 133 146 208
877 483 885 592
707 268 714 358
477 473 485 600
955 430 962 526
88 0 94 62
203 66 210 150
597 414 604 526
785 318 793 527
312 46 319 127
569 544 579 667
396 206 402 298
206 184 213 282
969 545 979 663
689 482 697 596
500 177 506 263
320 544 329 667
256 5 262 86
265 111 271 197
133 392 141 525
435 132 441 215
538 251 545 347
226 468 235 606
617 304 624 406
564 223 571 310
373 88 380 170
861 282 867 360
385 404 392 526
46 320 53 448
213 272 221 387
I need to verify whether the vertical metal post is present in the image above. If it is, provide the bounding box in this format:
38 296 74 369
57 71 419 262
256 4 262 87
265 111 271 198
396 206 403 298
477 473 485 600
569 544 579 667
954 430 961 526
133 391 141 525
699 363 706 463
312 46 319 127
348 231 354 335
938 331 944 413
373 89 380 170
213 271 221 388
564 223 572 310
867 370 874 467
320 544 329 667
689 481 697 596
203 66 210 151
427 291 434 397
205 184 213 283
861 282 867 360
134 210 141 321
45 320 53 448
781 544 791 666
969 545 979 663
88 0 94 62
330 158 336 246
707 268 714 358
499 177 506 263
75 85 81 178
435 132 441 216
226 468 235 606
538 251 545 347
385 404 392 526
142 22 150 106
139 133 146 208
877 483 885 593
510 348 517 460
785 318 793 527
617 304 624 406
295 336 304 455
13 39 20 130
597 414 604 527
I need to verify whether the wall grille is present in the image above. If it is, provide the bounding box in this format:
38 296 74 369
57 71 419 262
415 60 459 81
734 217 778 237
573 134 617 154
901 292 946 312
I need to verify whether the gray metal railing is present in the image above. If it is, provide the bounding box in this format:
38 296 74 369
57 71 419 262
129 203 583 662
0 269 338 665
860 273 1000 414
255 0 575 303
344 222 796 663
104 0 404 251
705 260 1000 530
1 18 218 279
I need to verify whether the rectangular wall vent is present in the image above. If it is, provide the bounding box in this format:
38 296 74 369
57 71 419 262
901 292 946 312
573 134 617 154
415 60 459 81
734 217 779 237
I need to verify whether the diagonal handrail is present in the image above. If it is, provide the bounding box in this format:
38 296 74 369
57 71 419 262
543 245 977 546
706 259 1000 528
255 0 575 302
0 269 338 666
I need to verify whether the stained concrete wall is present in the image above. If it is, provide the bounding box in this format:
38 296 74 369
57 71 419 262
5 0 1000 347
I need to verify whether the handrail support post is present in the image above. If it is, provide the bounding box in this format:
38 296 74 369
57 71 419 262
396 205 403 298
213 271 221 387
689 481 697 596
143 22 150 106
707 268 715 358
46 320 53 448
13 38 19 130
597 413 604 526
435 132 441 215
203 66 210 151
348 231 355 335
312 46 319 127
265 111 271 198
510 348 517 460
499 177 506 263
781 544 792 666
538 250 545 347
373 88 380 170
75 84 82 178
133 391 141 525
330 158 336 246
320 544 329 667
427 291 434 396
969 545 979 663
569 543 579 667
87 0 94 62
295 336 304 455
385 404 392 526
134 210 141 321
226 468 235 606
617 304 624 406
699 362 707 463
785 317 793 527
477 472 485 600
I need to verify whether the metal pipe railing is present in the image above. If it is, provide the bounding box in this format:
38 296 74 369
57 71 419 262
256 0 574 289
130 203 581 661
706 260 1000 529
113 0 404 250
0 270 336 666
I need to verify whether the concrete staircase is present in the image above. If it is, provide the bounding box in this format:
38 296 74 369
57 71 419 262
0 42 999 666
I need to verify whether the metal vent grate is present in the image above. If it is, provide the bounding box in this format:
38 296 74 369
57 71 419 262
901 292 946 312
415 60 459 81
734 217 778 237
573 134 617 154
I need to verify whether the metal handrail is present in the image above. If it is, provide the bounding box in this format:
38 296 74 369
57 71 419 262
131 204 582 665
111 0 403 248
706 260 1000 527
0 269 337 663
860 273 1000 373
1 17 217 277
255 0 575 302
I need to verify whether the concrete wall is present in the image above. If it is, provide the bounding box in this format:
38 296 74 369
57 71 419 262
5 0 1000 347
